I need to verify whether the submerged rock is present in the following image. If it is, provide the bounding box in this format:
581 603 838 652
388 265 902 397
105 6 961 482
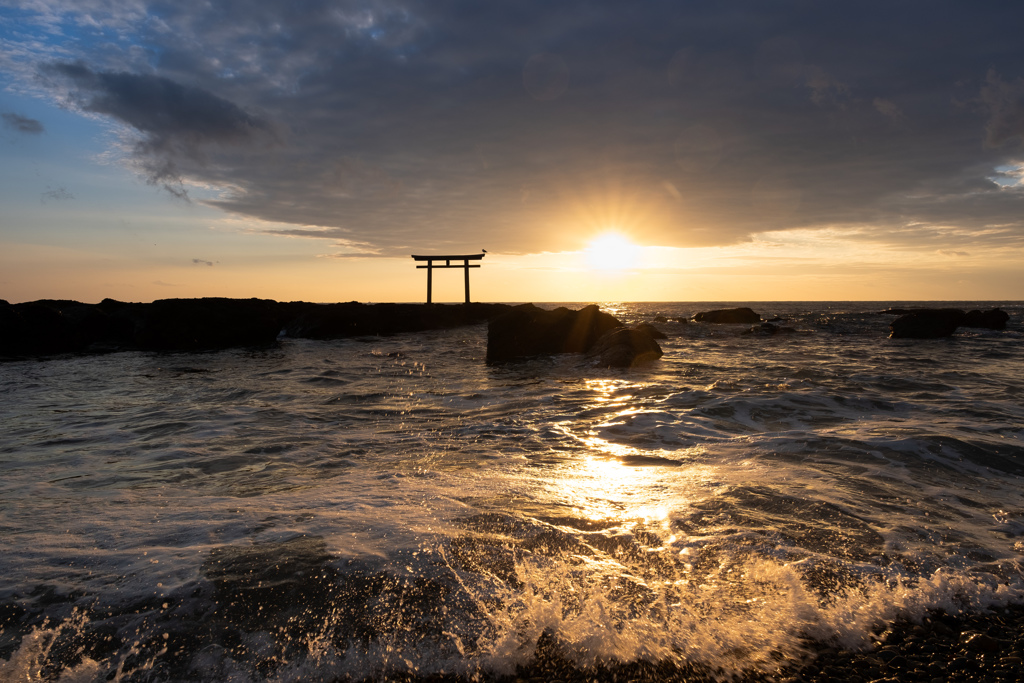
588 326 664 368
486 303 621 363
692 307 761 324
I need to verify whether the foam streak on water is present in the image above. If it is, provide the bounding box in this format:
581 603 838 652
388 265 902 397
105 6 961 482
1 301 1023 681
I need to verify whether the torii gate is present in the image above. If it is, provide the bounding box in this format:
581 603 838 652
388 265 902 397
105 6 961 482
411 253 484 303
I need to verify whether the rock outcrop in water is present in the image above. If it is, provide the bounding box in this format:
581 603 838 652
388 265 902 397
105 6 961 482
588 326 664 367
887 307 1010 339
0 298 512 357
486 303 623 363
692 307 761 324
888 309 966 339
962 307 1010 330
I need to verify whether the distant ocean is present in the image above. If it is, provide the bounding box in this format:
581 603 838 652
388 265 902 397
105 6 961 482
1 301 1022 682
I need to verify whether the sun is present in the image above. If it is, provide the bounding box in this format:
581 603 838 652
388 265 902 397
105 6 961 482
585 233 638 271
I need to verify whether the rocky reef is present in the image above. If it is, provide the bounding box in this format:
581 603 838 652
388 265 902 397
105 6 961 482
0 298 512 358
887 307 1010 339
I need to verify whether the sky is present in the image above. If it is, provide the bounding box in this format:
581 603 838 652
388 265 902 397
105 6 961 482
2 1 1024 303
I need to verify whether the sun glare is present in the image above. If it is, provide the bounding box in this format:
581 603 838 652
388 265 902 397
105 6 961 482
585 233 638 271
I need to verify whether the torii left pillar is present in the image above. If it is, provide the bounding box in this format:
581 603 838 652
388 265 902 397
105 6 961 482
411 253 485 303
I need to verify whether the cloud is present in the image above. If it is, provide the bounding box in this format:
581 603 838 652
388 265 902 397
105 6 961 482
2 112 44 134
192 258 213 266
6 0 1024 258
42 61 275 198
873 98 904 122
981 70 1024 147
40 186 73 203
805 66 850 108
319 252 391 259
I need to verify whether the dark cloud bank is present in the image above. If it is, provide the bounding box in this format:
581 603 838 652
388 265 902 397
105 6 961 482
26 0 1024 254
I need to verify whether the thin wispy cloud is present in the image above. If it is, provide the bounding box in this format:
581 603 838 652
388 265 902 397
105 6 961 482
40 186 73 203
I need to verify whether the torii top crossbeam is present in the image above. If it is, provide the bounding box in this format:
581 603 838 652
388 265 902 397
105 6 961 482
411 253 485 304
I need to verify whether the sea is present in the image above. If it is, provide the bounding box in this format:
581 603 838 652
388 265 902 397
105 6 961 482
1 301 1022 682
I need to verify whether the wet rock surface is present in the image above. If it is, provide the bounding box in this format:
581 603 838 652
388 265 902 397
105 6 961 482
888 308 966 339
884 307 1009 338
0 298 512 357
587 325 664 368
781 605 1024 683
962 308 1010 330
486 303 622 363
692 307 762 324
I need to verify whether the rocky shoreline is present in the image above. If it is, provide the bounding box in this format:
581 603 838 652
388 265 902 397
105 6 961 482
0 298 513 358
2 300 1015 362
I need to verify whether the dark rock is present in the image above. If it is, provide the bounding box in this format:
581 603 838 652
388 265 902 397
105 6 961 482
634 322 667 339
884 655 910 670
2 298 513 358
0 299 136 355
888 308 966 339
653 315 668 323
486 304 621 363
959 631 1002 653
692 307 761 324
962 308 1009 330
282 302 508 339
0 301 68 355
133 298 286 350
588 326 663 368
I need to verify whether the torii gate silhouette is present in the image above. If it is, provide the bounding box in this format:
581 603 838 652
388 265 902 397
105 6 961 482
411 253 485 303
